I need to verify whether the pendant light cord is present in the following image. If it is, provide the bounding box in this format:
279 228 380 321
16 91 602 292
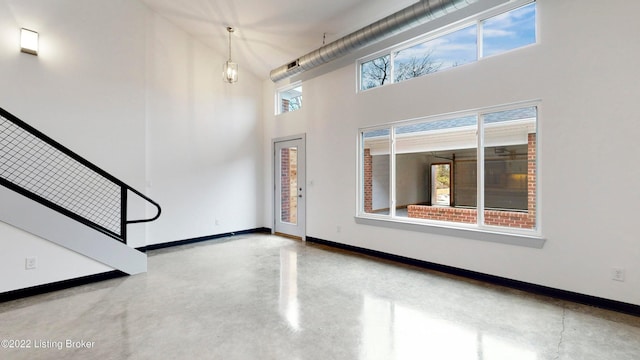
227 27 234 61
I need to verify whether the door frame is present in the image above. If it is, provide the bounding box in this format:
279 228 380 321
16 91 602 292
272 134 306 240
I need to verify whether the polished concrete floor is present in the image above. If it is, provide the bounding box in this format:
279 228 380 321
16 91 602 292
1 234 640 360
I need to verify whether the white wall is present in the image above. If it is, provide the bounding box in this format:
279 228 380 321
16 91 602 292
145 14 264 245
0 0 265 292
0 0 149 292
0 0 148 187
264 0 640 306
372 155 390 211
396 153 429 207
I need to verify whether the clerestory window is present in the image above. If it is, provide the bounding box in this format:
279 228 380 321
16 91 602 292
359 1 536 91
276 83 303 115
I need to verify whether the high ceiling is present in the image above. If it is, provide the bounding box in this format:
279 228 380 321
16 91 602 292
139 0 418 80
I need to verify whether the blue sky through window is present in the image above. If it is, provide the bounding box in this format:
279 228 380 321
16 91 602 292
360 2 536 90
482 2 536 57
394 25 477 81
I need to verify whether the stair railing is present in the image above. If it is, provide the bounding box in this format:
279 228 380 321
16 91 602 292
0 107 161 244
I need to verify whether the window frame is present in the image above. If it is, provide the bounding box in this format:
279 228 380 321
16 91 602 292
275 82 303 115
356 101 543 247
357 0 537 92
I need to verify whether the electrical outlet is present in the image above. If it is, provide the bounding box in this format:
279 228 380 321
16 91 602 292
25 257 37 270
336 225 341 233
612 268 625 282
215 219 220 226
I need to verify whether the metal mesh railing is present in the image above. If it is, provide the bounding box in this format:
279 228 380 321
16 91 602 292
0 107 161 243
0 114 123 235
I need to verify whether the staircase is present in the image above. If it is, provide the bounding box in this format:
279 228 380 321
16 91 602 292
0 107 160 275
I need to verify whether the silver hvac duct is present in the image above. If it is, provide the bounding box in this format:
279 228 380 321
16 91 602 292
270 0 478 82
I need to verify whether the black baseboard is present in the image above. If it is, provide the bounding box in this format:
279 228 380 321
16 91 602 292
1 228 271 303
0 270 127 303
137 227 271 252
306 236 640 317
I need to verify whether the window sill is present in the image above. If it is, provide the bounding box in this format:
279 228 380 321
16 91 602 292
354 215 546 249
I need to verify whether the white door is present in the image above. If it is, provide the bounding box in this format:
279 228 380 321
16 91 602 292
274 136 305 239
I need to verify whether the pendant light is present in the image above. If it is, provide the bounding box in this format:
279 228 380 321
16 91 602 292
223 27 238 83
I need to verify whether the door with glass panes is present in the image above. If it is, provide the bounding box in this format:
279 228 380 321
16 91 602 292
274 136 305 239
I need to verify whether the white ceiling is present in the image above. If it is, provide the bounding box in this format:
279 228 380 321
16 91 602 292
139 0 418 80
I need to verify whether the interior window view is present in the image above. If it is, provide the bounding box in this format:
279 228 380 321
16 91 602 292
3 0 640 359
362 107 537 230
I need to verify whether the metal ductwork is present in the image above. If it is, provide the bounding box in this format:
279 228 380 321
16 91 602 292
270 0 478 82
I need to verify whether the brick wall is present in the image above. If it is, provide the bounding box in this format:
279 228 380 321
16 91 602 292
407 206 477 224
280 148 298 223
364 148 373 213
289 149 298 223
406 206 534 228
281 149 290 222
483 209 534 228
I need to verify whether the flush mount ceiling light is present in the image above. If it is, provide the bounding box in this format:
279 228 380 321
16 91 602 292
20 28 39 55
223 27 238 83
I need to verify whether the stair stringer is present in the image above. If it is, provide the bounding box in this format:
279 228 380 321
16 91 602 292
0 185 146 275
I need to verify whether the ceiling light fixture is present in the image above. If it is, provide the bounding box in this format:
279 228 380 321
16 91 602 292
223 27 238 83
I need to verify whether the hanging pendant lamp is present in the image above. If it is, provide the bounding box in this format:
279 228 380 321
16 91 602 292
223 27 238 83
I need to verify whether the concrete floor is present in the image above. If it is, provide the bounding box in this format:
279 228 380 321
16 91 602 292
1 234 639 360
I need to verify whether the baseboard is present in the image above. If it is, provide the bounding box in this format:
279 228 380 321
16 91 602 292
1 228 271 303
137 227 271 252
0 270 127 303
306 236 640 317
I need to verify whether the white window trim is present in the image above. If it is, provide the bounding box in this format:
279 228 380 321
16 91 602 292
356 100 544 248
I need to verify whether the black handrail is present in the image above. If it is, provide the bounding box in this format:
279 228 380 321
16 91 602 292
126 186 162 224
0 107 161 244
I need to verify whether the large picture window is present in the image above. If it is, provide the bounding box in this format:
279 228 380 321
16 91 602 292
359 1 536 91
359 104 538 233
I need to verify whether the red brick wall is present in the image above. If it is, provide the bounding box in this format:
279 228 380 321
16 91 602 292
407 206 477 224
528 132 537 224
280 148 298 223
406 206 534 228
364 148 373 213
281 149 290 222
483 209 534 228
